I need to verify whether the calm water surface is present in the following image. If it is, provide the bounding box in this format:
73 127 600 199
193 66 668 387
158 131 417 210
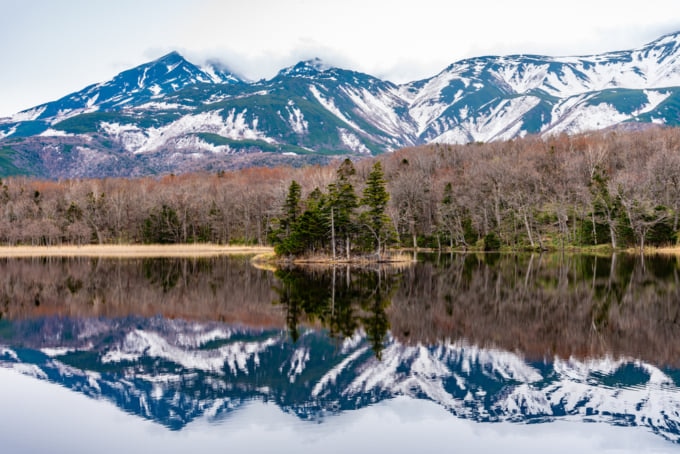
0 253 679 453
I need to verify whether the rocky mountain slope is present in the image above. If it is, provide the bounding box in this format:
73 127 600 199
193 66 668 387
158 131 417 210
1 32 680 178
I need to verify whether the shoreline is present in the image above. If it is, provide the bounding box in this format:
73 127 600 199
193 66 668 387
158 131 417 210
640 246 680 255
2 244 677 258
0 244 274 258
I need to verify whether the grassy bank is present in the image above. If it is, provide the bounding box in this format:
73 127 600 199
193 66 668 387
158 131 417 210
0 244 274 258
631 246 680 256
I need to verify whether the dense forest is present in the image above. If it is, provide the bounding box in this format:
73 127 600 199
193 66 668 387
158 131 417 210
1 126 680 253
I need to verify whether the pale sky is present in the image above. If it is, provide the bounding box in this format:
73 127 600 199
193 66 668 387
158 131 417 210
1 0 679 117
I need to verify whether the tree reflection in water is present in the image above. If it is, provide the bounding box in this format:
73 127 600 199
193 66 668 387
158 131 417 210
274 266 398 359
390 252 680 366
0 253 679 365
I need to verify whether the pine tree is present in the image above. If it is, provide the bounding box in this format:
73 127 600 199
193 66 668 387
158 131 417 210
361 162 392 258
328 159 358 260
273 180 304 256
275 186 331 257
282 180 302 237
296 188 329 253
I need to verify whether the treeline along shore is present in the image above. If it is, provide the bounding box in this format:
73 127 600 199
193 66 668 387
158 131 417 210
1 126 680 254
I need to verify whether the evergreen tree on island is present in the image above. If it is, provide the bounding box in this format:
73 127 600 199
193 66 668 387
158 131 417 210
328 158 359 260
272 160 395 261
360 162 393 259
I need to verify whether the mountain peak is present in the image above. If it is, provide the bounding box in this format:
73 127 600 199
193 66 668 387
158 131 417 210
145 51 198 76
146 52 243 84
278 58 335 78
155 51 185 62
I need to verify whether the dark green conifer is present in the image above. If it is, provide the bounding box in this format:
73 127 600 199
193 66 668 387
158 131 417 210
361 162 392 257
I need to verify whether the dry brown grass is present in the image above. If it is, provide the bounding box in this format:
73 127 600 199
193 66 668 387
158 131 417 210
0 244 274 258
644 246 680 255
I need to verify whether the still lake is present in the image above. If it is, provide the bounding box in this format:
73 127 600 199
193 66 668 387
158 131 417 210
0 253 679 453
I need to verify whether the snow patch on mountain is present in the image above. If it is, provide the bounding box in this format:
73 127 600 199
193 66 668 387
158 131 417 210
11 106 47 122
492 61 551 94
102 109 274 154
341 332 365 354
176 327 233 348
342 86 416 138
312 346 370 398
502 384 553 419
548 100 630 135
637 90 673 115
41 347 78 357
542 65 593 98
5 362 48 379
343 343 466 413
432 96 541 143
446 342 543 383
52 106 99 124
339 128 371 154
86 93 100 108
0 347 18 361
309 84 364 132
134 101 187 111
286 101 308 135
102 329 279 375
0 125 17 139
406 72 463 136
100 122 147 150
287 347 310 383
574 59 645 92
39 128 75 137
553 356 674 387
50 357 89 379
172 135 228 154
542 379 680 442
411 344 452 378
348 343 405 393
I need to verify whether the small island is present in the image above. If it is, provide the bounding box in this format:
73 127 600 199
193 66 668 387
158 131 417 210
269 159 408 264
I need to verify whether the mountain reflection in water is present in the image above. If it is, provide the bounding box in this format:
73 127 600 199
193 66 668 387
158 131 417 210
0 253 679 447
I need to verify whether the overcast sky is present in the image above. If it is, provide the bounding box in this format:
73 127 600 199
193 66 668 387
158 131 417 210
1 0 679 117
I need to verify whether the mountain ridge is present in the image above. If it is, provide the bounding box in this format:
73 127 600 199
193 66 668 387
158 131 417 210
2 31 680 178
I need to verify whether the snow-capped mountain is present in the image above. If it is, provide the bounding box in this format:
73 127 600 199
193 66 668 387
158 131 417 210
404 31 680 143
1 31 680 178
5 52 242 127
1 316 679 442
